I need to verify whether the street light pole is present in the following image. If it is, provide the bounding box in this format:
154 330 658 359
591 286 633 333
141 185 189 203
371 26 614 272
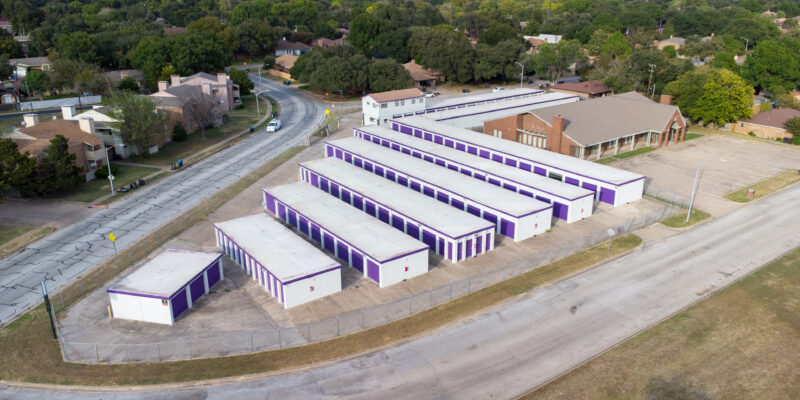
740 37 749 52
514 62 525 88
104 145 115 196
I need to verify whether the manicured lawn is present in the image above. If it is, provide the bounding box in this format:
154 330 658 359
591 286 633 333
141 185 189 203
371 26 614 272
685 133 704 140
0 224 33 246
594 147 655 164
660 208 711 228
129 94 267 167
725 170 800 203
526 244 800 400
0 234 641 385
594 157 616 164
59 165 160 203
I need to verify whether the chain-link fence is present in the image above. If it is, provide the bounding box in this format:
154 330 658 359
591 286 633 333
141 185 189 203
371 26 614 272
58 200 685 364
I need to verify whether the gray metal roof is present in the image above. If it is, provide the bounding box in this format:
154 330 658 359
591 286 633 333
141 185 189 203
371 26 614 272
356 125 593 201
393 116 644 185
428 88 542 109
107 249 221 298
264 182 428 263
214 214 340 282
530 91 682 147
326 138 550 217
425 92 580 128
299 158 495 239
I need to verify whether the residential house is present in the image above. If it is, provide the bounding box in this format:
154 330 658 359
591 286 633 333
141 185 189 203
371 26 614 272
524 37 546 53
0 86 18 104
0 17 12 34
154 72 240 112
362 88 425 126
103 69 144 84
8 57 51 79
310 37 344 48
730 108 800 141
270 54 297 80
483 92 686 159
275 39 311 56
60 105 155 159
550 80 611 99
7 114 106 181
150 84 205 134
402 60 442 89
526 34 562 44
13 35 28 55
655 36 686 51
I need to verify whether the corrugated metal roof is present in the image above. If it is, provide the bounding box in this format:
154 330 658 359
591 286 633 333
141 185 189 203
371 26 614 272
107 250 221 298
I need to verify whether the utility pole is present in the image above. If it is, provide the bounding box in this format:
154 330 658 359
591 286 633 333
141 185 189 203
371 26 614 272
40 281 57 339
740 37 749 52
686 162 700 223
647 64 656 100
104 145 115 196
514 61 525 88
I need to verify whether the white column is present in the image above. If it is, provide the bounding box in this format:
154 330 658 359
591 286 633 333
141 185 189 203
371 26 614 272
630 135 635 151
614 139 619 155
186 285 193 309
203 271 209 293
218 259 224 280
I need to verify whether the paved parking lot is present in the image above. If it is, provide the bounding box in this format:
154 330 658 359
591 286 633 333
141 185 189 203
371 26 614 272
60 125 784 349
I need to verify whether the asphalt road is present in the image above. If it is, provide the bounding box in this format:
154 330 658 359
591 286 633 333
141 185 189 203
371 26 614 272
3 179 799 399
0 76 325 325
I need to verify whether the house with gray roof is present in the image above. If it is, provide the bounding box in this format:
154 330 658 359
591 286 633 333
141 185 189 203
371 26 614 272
483 92 687 160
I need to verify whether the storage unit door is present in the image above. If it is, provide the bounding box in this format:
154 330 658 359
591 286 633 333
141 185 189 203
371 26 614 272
391 215 404 231
407 223 419 239
599 187 616 205
351 252 364 272
323 233 335 252
500 219 516 239
422 230 436 249
190 276 205 303
170 289 189 321
475 236 482 255
554 201 569 220
336 241 349 262
207 262 221 287
311 224 321 242
366 260 380 283
378 207 390 223
365 201 376 217
465 239 473 258
582 181 597 195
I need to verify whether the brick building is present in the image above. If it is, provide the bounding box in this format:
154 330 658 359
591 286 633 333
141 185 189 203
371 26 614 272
550 80 611 99
730 108 800 141
483 92 686 159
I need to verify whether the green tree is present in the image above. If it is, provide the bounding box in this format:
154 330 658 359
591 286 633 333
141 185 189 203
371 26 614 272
473 40 526 82
480 23 517 46
785 117 800 144
742 37 800 93
759 101 772 113
128 36 171 91
55 32 101 65
348 14 389 55
37 135 82 195
600 31 632 60
0 54 13 79
408 26 475 83
169 32 233 76
667 68 754 125
21 69 46 97
159 66 177 82
309 55 368 95
117 77 139 92
456 13 489 39
0 138 38 196
710 51 738 72
228 68 254 95
367 58 413 92
109 92 167 155
528 40 588 83
0 34 22 58
662 45 677 59
290 50 326 83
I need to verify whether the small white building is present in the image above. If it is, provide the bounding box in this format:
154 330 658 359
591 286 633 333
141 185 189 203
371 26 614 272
523 34 562 44
362 88 425 127
107 250 223 325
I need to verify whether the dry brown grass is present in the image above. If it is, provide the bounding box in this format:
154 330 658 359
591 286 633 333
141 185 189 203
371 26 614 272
726 170 800 203
0 235 641 386
525 245 800 400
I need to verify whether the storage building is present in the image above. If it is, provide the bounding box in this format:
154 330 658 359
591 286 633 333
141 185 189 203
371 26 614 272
107 249 223 325
355 125 594 223
389 116 645 206
299 157 496 263
263 182 429 288
214 214 342 309
325 138 553 241
425 88 543 113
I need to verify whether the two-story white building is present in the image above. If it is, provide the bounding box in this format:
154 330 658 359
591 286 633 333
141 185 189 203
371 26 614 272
362 88 425 126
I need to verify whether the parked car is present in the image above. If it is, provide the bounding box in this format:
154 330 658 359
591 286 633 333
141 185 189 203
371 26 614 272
266 119 282 132
492 87 506 92
423 92 435 98
462 88 470 93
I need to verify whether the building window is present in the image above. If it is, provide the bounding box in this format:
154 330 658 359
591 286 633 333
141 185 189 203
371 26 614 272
411 99 415 104
401 100 405 106
381 103 387 108
395 101 400 106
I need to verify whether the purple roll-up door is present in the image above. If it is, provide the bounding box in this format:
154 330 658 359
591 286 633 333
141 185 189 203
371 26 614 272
310 172 319 186
398 176 408 186
445 139 454 147
354 157 363 167
520 162 532 171
565 177 579 185
341 189 351 204
465 239 473 258
345 153 352 162
437 192 449 203
599 187 616 204
353 195 363 209
320 178 329 191
434 135 443 144
488 178 501 186
288 210 298 227
448 164 458 172
456 143 466 151
386 170 396 181
474 173 485 180
170 289 188 320
277 203 287 219
402 148 411 155
407 223 419 239
299 216 309 234
475 236 482 255
207 262 221 287
448 242 453 260
534 166 546 176
365 201 376 216
434 158 445 166
351 252 364 272
423 186 435 197
582 181 597 193
364 161 373 172
367 260 380 283
456 242 462 262
391 144 400 151
336 241 349 262
451 198 464 210
326 146 334 157
424 132 432 141
414 129 423 138
492 154 503 163
323 233 335 252
190 276 205 303
400 125 411 134
335 149 343 158
479 150 490 158
374 165 384 176
484 212 497 225
311 224 321 242
424 155 434 163
468 146 478 155
378 207 390 223
265 193 276 214
460 169 472 177
520 190 533 197
392 215 404 231
422 230 436 249
410 181 421 192
467 205 481 217
330 182 340 198
552 202 566 220
485 233 491 252
412 151 422 158
536 195 550 203
505 158 517 167
438 238 445 255
503 183 516 191
500 219 515 239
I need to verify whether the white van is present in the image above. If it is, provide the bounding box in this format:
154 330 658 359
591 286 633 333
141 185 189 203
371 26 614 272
266 119 282 132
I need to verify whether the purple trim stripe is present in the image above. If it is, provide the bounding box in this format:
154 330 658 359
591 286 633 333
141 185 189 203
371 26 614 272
424 90 543 112
434 96 579 122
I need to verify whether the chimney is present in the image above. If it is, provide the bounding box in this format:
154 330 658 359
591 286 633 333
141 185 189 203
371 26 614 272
78 117 96 135
170 75 181 87
552 115 564 135
23 113 38 127
660 94 672 105
158 80 169 91
217 72 227 84
61 105 76 120
201 82 212 96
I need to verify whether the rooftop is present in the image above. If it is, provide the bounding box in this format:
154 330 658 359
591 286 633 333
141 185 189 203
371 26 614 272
355 125 593 201
276 39 311 51
17 119 102 146
326 138 551 217
393 116 644 185
264 182 428 262
426 92 580 128
214 214 341 282
366 88 424 103
299 157 495 239
275 54 298 70
9 56 50 66
107 250 221 299
402 60 439 82
659 36 686 45
428 88 542 110
550 80 611 96
740 108 800 129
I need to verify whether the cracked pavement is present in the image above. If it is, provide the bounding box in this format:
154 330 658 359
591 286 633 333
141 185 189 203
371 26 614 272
0 77 325 326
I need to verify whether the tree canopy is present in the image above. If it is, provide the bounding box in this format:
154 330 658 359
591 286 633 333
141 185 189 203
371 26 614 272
665 68 754 126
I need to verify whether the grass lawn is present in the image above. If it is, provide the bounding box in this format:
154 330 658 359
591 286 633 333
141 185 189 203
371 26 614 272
0 224 33 246
725 170 800 203
526 244 800 400
685 132 704 140
58 165 160 203
0 234 641 385
660 208 711 228
595 147 655 164
129 94 267 167
0 226 54 259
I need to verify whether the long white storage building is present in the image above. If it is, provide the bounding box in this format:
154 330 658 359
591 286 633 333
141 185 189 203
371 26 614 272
263 182 429 288
425 88 543 113
389 116 645 206
299 157 496 263
325 137 553 241
354 125 594 223
214 214 342 309
107 249 223 325
422 92 580 129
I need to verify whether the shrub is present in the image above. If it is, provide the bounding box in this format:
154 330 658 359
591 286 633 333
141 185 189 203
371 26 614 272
785 117 800 145
172 124 188 142
94 165 119 179
748 131 756 137
759 102 772 113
